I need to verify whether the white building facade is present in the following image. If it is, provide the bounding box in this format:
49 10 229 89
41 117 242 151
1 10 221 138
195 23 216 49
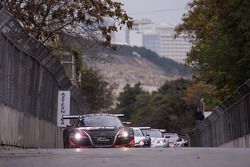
155 26 191 64
112 19 191 64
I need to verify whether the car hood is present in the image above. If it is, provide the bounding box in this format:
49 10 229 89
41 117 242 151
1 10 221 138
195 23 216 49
134 136 145 144
151 137 166 143
77 126 121 137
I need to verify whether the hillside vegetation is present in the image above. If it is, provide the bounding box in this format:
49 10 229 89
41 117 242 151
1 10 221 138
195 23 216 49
81 42 193 93
85 43 193 77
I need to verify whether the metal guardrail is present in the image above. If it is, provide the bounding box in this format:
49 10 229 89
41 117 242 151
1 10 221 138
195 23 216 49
194 79 250 147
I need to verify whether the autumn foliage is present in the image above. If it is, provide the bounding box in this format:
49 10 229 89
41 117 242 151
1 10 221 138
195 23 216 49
2 0 133 45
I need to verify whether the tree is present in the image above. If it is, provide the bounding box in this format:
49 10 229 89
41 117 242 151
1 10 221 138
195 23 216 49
2 0 133 45
142 79 194 131
117 83 145 120
175 0 250 97
116 79 196 133
80 66 115 112
183 81 220 111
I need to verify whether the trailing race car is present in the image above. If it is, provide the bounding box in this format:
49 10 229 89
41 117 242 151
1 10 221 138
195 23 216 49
131 127 146 147
62 113 135 148
150 129 169 148
137 127 151 147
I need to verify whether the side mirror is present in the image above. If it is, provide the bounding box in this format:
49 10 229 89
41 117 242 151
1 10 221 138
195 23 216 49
164 135 170 138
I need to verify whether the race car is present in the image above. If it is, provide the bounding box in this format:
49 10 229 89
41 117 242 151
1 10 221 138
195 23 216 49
131 127 146 147
62 113 135 148
150 129 169 148
137 127 151 147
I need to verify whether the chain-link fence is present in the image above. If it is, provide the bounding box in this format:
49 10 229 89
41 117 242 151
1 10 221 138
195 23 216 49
194 79 250 147
0 8 89 148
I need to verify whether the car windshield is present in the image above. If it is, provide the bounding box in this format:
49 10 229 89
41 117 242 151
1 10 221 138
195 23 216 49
133 128 144 137
141 129 151 136
164 133 180 142
76 115 123 127
150 130 163 138
168 136 180 142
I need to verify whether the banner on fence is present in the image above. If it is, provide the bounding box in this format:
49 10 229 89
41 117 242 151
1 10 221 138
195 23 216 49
57 91 70 127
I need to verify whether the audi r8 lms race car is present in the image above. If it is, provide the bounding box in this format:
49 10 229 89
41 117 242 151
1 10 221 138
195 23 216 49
62 113 135 148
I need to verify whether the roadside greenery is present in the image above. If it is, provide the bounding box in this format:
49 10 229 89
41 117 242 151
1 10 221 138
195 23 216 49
117 83 146 120
175 0 250 99
116 79 197 133
80 66 115 113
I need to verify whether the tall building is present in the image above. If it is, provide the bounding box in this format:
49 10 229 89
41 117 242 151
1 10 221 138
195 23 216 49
111 28 127 45
143 34 160 54
127 30 143 47
112 19 191 64
155 26 191 64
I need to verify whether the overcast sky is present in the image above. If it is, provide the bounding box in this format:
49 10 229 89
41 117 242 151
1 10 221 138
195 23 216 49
117 0 190 26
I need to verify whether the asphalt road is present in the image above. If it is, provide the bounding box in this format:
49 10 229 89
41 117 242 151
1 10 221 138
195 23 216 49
0 147 250 167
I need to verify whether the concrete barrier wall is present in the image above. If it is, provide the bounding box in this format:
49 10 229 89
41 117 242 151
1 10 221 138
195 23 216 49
220 134 250 148
0 104 63 148
0 8 89 148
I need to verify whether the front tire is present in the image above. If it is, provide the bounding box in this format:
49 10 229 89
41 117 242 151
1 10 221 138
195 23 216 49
64 143 68 148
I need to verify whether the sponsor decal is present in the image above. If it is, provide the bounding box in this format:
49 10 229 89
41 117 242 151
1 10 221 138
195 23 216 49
96 137 111 142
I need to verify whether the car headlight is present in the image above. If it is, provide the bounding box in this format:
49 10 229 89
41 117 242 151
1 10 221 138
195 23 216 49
157 139 166 144
74 133 83 140
117 128 129 138
70 131 88 141
139 140 144 146
118 131 129 138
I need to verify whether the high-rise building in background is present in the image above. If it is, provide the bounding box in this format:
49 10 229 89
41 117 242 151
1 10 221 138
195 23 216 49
155 25 191 64
111 19 191 64
143 34 160 54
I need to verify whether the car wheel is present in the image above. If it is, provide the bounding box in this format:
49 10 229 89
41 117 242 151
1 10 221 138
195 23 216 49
64 142 69 148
